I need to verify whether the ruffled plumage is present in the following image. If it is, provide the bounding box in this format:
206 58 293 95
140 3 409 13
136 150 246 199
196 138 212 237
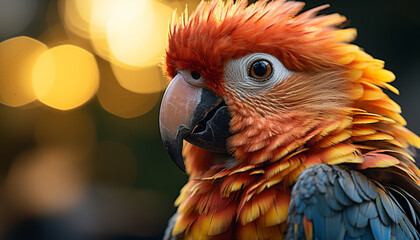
163 0 420 239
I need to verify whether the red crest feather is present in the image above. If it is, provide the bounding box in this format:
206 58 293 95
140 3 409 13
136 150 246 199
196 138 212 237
164 0 352 93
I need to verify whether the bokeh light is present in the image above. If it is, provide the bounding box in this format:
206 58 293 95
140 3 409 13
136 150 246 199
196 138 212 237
4 147 88 215
59 0 92 39
60 0 172 94
164 0 201 16
106 0 173 67
62 0 173 67
38 23 92 51
32 44 99 110
112 64 168 94
97 59 160 118
0 0 38 39
87 0 115 61
0 36 47 107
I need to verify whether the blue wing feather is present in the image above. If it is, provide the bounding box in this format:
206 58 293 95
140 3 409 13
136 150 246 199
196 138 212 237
286 164 420 240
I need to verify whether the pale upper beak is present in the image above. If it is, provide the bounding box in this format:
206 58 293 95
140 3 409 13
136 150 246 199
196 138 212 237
159 73 231 173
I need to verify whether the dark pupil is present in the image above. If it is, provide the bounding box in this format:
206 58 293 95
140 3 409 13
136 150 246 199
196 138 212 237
191 71 201 80
253 61 268 77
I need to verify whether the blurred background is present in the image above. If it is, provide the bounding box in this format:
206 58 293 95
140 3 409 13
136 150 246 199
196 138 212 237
0 0 419 239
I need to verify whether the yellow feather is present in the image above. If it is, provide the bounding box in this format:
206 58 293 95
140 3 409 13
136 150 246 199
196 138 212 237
231 178 250 192
370 59 385 69
354 50 374 61
326 152 364 165
260 157 302 192
285 165 308 186
172 216 190 237
392 125 420 148
348 61 371 69
361 78 387 87
350 83 364 99
349 107 368 114
333 43 359 54
351 127 377 136
258 177 283 193
333 28 357 42
175 185 191 206
316 13 347 27
318 120 343 137
363 99 401 114
321 143 358 160
386 138 405 148
339 116 355 129
259 195 290 227
201 207 235 236
238 223 283 240
266 161 290 179
370 108 406 125
250 169 265 175
389 112 407 125
383 82 400 95
317 130 352 148
353 112 395 124
347 69 363 81
188 222 211 240
352 116 379 124
337 53 356 64
363 67 396 83
178 197 197 214
273 142 300 161
360 84 385 101
228 165 255 175
351 132 394 142
239 196 273 225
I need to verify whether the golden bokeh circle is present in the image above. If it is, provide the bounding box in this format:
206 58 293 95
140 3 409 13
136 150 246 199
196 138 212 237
32 44 99 110
97 59 160 118
0 36 48 107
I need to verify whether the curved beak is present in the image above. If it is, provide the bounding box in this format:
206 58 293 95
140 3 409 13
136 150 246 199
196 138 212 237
159 74 231 173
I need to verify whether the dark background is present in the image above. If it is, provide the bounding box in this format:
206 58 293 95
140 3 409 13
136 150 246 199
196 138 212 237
0 0 419 239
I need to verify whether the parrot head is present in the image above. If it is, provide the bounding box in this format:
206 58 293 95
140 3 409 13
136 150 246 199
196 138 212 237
159 0 420 178
160 0 357 173
158 0 420 238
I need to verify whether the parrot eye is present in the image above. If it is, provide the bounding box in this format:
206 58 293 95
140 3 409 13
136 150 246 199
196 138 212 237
178 70 206 87
223 53 293 92
249 60 272 80
191 71 201 80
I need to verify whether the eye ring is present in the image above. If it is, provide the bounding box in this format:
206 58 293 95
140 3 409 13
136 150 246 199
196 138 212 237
249 59 273 81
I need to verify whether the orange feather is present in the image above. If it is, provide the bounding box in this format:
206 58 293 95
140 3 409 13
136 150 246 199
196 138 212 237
163 0 420 239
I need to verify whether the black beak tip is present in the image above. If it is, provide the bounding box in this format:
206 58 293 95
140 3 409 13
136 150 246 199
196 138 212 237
164 140 186 173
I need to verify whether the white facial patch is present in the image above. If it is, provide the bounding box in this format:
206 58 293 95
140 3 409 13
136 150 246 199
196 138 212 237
223 53 294 93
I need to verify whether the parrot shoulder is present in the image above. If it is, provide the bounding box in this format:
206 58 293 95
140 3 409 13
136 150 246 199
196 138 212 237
287 164 420 240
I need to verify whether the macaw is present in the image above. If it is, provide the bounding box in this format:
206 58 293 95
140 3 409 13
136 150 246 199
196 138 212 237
158 0 420 239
